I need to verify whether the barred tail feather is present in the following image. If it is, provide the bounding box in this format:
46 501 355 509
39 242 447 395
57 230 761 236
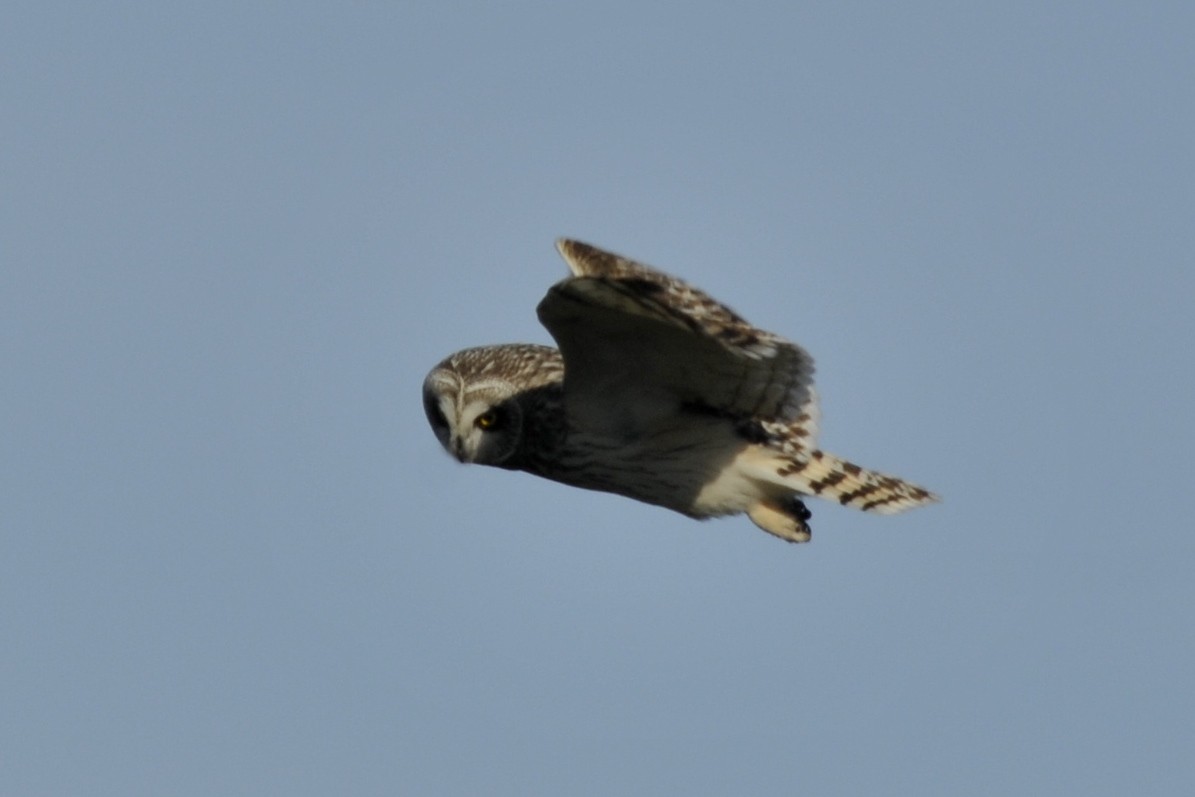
773 449 938 514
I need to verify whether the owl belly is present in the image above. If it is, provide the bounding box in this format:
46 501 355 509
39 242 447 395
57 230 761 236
542 420 761 520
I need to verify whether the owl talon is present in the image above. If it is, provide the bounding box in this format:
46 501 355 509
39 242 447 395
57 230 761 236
747 497 813 543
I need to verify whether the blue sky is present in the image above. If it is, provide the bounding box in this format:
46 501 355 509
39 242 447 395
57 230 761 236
3 3 1193 795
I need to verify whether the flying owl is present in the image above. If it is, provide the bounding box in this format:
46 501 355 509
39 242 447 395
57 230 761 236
423 239 937 543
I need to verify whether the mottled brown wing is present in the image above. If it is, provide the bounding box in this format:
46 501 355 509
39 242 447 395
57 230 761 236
536 239 817 438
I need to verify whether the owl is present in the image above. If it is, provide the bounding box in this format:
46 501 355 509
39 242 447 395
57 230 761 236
423 239 937 543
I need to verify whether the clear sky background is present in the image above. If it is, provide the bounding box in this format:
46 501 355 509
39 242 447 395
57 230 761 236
3 3 1192 795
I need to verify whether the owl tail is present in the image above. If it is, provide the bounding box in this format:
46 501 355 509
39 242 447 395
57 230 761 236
769 450 939 515
793 451 941 513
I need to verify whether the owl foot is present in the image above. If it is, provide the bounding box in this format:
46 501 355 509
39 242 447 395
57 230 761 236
747 496 813 543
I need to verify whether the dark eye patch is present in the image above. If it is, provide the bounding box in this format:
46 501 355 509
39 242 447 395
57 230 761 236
423 391 449 430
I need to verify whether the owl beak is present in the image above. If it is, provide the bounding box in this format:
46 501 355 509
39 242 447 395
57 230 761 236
451 437 467 463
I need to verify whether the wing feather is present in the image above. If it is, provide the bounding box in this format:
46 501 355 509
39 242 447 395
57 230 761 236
537 240 817 438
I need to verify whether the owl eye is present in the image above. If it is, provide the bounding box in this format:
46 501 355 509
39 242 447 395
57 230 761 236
475 409 504 430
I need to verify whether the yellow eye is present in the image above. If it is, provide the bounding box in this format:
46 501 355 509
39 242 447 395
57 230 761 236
475 410 501 430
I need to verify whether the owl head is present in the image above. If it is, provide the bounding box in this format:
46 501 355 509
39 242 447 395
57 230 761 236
422 352 528 467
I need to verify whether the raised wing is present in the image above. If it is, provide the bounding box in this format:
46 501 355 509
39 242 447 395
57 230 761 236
536 239 817 439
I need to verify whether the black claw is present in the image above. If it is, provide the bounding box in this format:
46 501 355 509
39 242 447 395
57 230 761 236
787 497 812 522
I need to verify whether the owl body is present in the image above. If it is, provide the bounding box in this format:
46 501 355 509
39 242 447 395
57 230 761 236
423 240 937 543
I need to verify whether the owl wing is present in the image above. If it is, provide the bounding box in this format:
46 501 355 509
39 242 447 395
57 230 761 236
536 239 818 440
